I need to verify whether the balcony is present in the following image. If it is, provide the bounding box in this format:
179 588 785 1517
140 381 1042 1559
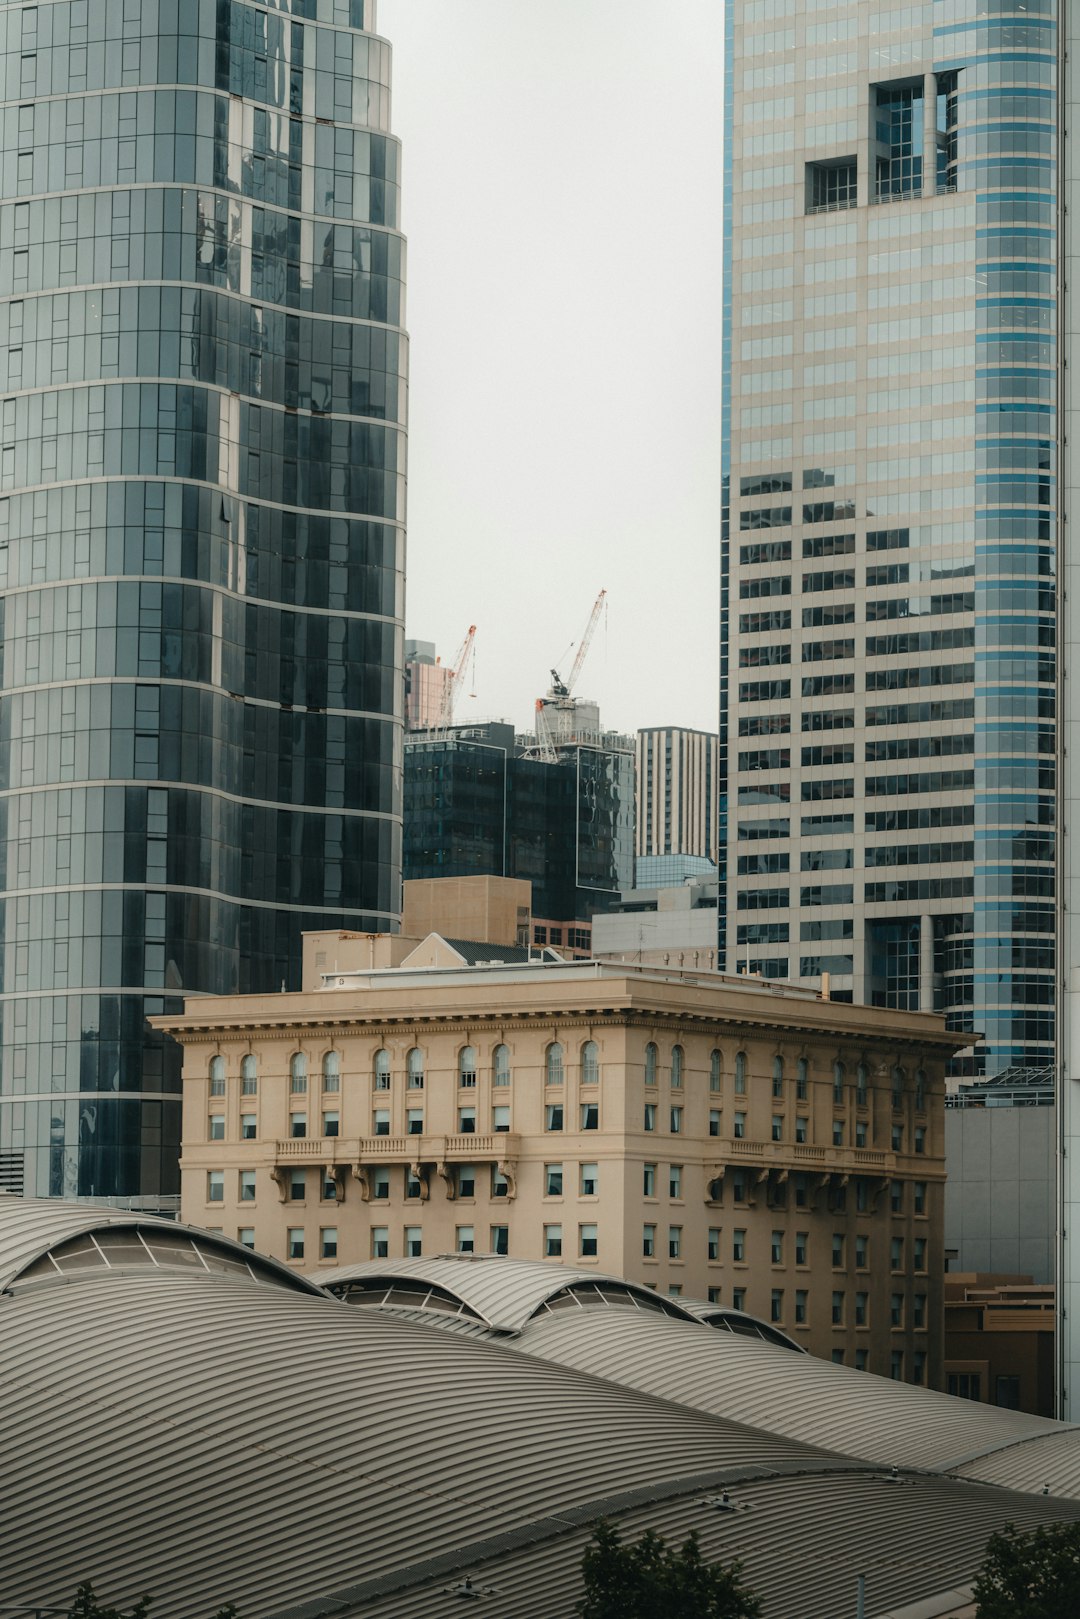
713 1138 894 1178
273 1132 519 1164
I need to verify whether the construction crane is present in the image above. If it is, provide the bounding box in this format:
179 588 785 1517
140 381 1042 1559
436 623 477 733
549 589 606 700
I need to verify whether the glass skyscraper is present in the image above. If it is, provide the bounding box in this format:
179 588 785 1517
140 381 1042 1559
0 0 406 1207
723 0 1056 1080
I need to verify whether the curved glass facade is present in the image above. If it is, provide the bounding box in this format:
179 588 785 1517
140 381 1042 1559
0 0 406 1206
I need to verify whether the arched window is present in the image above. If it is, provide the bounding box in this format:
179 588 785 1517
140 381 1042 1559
290 1052 308 1094
322 1051 340 1093
240 1054 257 1096
209 1056 225 1096
581 1041 599 1085
915 1068 926 1111
407 1047 424 1088
459 1046 478 1087
796 1056 808 1099
645 1042 658 1086
833 1060 845 1103
493 1044 511 1086
772 1054 784 1097
892 1065 905 1110
670 1045 684 1089
373 1048 391 1090
734 1051 747 1094
856 1062 868 1105
545 1042 564 1085
709 1050 722 1093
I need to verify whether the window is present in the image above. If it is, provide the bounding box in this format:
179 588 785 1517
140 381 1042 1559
856 1121 867 1148
239 1170 256 1202
546 1104 564 1132
772 1115 783 1141
580 1223 599 1258
771 1289 783 1323
771 1054 784 1097
708 1227 720 1262
890 1350 904 1382
491 1224 509 1256
459 1107 476 1134
371 1227 389 1259
948 1372 981 1401
581 1041 600 1084
644 1103 656 1132
241 1055 257 1095
546 1043 564 1085
290 1053 308 1094
459 1046 477 1088
808 157 857 212
856 1235 868 1269
709 1108 721 1137
795 1231 808 1266
456 1226 475 1254
580 1162 599 1197
373 1049 391 1090
645 1042 658 1085
668 1226 682 1260
733 1228 746 1263
795 1116 808 1143
493 1044 511 1087
735 1052 748 1093
794 1174 808 1209
670 1106 683 1134
832 1234 844 1268
771 1230 783 1265
209 1115 225 1141
855 1291 868 1327
892 1124 903 1153
320 1227 338 1261
237 1228 255 1249
373 1108 390 1136
290 1112 307 1140
710 1050 722 1092
708 1286 721 1303
209 1056 225 1096
832 1291 844 1325
669 1164 682 1198
643 1223 656 1258
405 1226 422 1258
853 1348 867 1372
287 1228 305 1261
733 1172 748 1205
457 1165 476 1199
407 1108 424 1136
643 1162 656 1197
372 1168 390 1201
914 1180 926 1215
914 1126 926 1155
581 1103 599 1131
914 1237 927 1272
833 1061 845 1103
545 1223 563 1257
322 1111 339 1138
892 1066 904 1111
733 1287 746 1312
891 1236 903 1270
546 1163 564 1196
891 1293 904 1328
207 1171 224 1203
322 1051 340 1093
832 1349 845 1366
890 1180 903 1215
670 1045 684 1089
407 1047 424 1088
405 1168 423 1200
795 1289 807 1324
915 1068 926 1111
493 1105 511 1133
240 1113 256 1141
832 1120 844 1147
856 1063 868 1106
323 1172 339 1202
734 1111 746 1140
913 1351 927 1386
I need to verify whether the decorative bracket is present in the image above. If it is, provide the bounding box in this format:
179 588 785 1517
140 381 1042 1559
409 1161 431 1202
324 1163 346 1204
497 1160 517 1201
350 1163 371 1202
437 1160 456 1200
269 1164 287 1205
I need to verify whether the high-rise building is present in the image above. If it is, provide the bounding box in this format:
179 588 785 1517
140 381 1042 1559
404 638 452 731
0 2 406 1209
722 1 1057 1082
635 726 719 880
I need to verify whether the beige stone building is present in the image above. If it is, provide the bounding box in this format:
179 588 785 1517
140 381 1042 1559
161 943 960 1384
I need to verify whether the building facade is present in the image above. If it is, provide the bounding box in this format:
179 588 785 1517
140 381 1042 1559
636 726 719 871
0 1 406 1209
404 638 451 731
164 953 957 1382
722 1 1057 1079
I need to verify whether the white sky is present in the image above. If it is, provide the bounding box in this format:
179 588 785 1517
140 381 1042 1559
378 0 726 736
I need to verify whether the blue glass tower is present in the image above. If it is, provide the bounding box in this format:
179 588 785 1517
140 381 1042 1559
0 0 406 1206
722 0 1056 1078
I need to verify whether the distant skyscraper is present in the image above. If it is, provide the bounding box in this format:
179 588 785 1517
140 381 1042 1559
723 0 1056 1079
0 1 406 1207
636 727 719 875
405 639 453 731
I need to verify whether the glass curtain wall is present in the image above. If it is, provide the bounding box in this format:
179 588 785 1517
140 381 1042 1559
0 0 406 1205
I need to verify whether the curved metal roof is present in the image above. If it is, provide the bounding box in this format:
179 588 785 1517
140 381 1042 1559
314 1253 695 1332
679 1297 805 1352
0 1192 319 1296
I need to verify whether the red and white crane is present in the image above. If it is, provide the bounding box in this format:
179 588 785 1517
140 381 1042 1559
436 623 477 732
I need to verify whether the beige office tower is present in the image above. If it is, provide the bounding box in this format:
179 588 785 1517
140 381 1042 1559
161 947 959 1385
722 2 1056 1086
636 727 720 877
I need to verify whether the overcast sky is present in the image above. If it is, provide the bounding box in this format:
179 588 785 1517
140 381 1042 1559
378 0 726 737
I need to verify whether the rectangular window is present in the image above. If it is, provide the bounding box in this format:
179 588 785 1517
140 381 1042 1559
237 1227 255 1249
832 1290 844 1325
322 1111 339 1138
405 1226 422 1258
795 1231 808 1266
771 1115 783 1141
290 1112 307 1139
208 1115 225 1141
580 1223 598 1258
239 1170 256 1202
287 1227 305 1261
914 1180 926 1215
491 1224 509 1256
545 1223 563 1258
771 1288 783 1323
546 1163 563 1196
733 1228 746 1263
492 1105 511 1133
891 1236 903 1270
891 1293 904 1328
581 1103 599 1131
643 1223 656 1258
459 1108 476 1133
457 1165 476 1199
643 1162 656 1197
709 1108 721 1137
240 1113 256 1141
856 1236 868 1269
320 1228 338 1261
669 1164 682 1199
373 1109 390 1136
668 1225 682 1260
407 1109 424 1135
644 1103 656 1132
771 1230 783 1265
372 1168 390 1201
914 1237 927 1272
795 1289 807 1324
371 1226 389 1259
289 1171 306 1202
855 1291 868 1327
546 1104 564 1132
456 1225 475 1254
708 1227 720 1262
207 1170 224 1202
670 1106 683 1134
734 1111 746 1139
580 1163 599 1197
832 1234 844 1267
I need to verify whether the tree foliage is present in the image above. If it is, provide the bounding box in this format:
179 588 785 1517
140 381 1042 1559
973 1521 1080 1619
576 1521 762 1619
66 1586 237 1619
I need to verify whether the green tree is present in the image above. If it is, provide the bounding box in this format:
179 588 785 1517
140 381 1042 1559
65 1586 238 1619
576 1521 762 1619
973 1521 1080 1619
